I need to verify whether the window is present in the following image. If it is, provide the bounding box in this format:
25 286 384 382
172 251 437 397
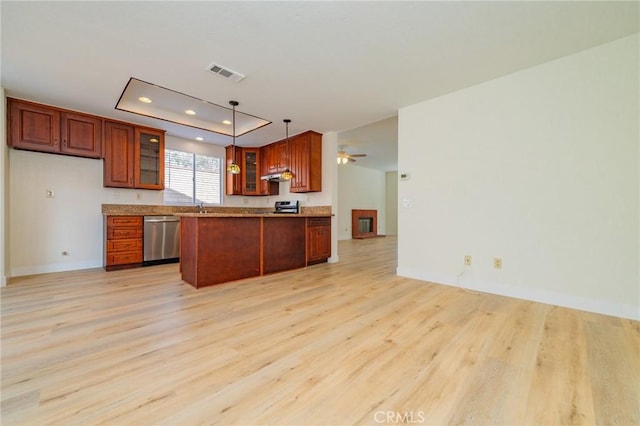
164 149 222 205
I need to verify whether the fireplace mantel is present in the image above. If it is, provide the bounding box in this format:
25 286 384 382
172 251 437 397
352 209 378 239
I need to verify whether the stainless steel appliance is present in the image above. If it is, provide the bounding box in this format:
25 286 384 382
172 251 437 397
143 216 180 265
274 200 300 214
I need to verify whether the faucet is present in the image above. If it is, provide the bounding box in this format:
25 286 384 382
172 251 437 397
198 202 206 213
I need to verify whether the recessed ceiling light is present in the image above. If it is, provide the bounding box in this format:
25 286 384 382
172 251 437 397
222 120 232 125
138 97 152 103
185 109 196 115
196 137 204 141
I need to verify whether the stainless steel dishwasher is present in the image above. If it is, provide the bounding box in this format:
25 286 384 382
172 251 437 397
143 216 180 265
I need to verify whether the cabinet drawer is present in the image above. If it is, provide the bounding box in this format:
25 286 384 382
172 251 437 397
107 216 142 227
108 228 143 239
107 238 142 253
107 251 143 266
308 217 331 227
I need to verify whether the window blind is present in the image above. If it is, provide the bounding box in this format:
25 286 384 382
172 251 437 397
164 149 222 205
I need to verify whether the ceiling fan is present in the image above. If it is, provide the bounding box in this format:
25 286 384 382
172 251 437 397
337 146 367 164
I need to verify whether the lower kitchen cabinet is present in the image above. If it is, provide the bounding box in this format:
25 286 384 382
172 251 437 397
307 217 331 264
105 216 143 270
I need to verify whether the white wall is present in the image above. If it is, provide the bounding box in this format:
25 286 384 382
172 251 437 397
1 88 7 285
7 133 336 277
8 149 164 276
385 171 398 236
337 164 386 240
398 34 639 320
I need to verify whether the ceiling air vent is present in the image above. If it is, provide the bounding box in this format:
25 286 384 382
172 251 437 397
208 63 245 83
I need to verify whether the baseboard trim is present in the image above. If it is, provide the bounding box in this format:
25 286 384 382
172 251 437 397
11 261 103 278
397 267 639 321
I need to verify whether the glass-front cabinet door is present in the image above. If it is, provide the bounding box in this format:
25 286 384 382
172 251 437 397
134 128 165 190
243 149 260 195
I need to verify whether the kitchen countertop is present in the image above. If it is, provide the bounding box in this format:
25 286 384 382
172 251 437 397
102 204 332 216
174 212 333 218
102 204 333 217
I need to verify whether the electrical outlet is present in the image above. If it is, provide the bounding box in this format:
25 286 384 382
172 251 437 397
464 255 472 266
494 257 502 269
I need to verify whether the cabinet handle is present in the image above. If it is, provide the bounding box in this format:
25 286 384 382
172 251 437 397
62 139 66 148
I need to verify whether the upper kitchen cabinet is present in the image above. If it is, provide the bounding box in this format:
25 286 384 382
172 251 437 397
134 127 164 190
104 122 165 190
8 98 102 159
264 140 289 174
104 122 135 188
242 148 261 196
226 146 278 196
289 131 322 193
225 145 243 195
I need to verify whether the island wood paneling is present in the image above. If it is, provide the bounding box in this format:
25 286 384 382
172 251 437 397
180 216 261 287
263 216 306 274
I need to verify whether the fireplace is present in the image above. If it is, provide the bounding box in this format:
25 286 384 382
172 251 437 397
352 209 377 239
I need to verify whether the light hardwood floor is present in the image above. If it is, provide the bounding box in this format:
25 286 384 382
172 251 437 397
1 237 638 425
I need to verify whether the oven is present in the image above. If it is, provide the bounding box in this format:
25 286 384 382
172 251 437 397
274 200 300 214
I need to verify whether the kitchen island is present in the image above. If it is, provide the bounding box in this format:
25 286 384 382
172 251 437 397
175 212 332 288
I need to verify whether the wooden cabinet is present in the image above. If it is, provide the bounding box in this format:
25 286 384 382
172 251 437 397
8 98 102 158
225 145 243 195
60 112 103 158
263 217 306 274
307 217 331 264
7 98 164 188
226 146 278 196
105 216 143 270
242 148 261 196
180 216 262 288
134 127 164 190
104 122 135 188
179 215 329 288
104 122 165 190
289 131 322 193
264 140 289 174
226 130 321 196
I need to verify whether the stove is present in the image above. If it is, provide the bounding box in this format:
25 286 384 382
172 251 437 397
274 200 300 214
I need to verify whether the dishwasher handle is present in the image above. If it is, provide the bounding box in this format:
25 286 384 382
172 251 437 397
144 218 180 223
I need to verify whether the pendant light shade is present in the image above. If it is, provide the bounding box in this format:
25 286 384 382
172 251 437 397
227 100 241 174
280 119 294 181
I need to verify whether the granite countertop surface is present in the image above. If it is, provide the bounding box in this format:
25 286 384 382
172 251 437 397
173 212 333 218
102 204 332 217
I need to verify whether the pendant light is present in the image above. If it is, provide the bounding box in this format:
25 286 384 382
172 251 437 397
280 119 293 181
226 100 241 174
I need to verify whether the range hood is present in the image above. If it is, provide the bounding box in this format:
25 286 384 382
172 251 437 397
260 173 288 182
